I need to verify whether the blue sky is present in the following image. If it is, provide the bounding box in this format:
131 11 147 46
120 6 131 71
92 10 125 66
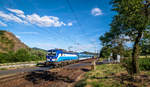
0 0 115 52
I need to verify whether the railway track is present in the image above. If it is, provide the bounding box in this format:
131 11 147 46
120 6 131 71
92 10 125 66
0 72 28 83
0 58 96 87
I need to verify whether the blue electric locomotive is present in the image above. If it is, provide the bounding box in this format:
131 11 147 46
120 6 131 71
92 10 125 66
46 49 78 62
46 49 94 65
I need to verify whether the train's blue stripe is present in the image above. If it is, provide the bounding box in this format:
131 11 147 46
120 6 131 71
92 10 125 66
57 56 78 62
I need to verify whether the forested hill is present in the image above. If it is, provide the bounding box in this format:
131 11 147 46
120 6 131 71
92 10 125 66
0 30 28 53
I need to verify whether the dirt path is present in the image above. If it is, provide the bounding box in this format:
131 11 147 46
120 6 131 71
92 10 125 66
0 59 95 87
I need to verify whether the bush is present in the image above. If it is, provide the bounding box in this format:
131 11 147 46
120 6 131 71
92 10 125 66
14 49 32 62
0 48 46 63
0 51 15 63
30 49 46 61
121 58 150 73
0 53 10 63
139 58 150 71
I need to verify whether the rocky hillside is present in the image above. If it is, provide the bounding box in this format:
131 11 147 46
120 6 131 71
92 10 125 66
0 30 28 52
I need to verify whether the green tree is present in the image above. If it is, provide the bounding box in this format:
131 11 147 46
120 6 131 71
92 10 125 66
14 48 31 62
100 46 111 58
30 49 46 61
0 51 15 63
0 48 46 63
110 0 150 74
100 20 127 59
31 48 46 60
140 30 150 57
124 47 132 58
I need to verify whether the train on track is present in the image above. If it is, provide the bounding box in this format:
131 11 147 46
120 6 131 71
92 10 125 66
45 49 94 67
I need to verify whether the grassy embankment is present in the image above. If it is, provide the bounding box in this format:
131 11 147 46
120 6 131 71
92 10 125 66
0 60 45 70
75 62 150 87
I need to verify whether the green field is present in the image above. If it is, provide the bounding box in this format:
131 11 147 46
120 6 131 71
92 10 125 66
75 64 150 87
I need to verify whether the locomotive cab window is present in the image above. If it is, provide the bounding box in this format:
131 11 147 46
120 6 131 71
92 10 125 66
48 51 56 56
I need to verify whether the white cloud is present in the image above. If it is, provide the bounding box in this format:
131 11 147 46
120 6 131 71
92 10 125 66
68 22 72 26
26 14 66 27
7 8 24 15
7 8 26 18
2 8 67 27
0 21 7 27
0 11 26 23
91 8 103 16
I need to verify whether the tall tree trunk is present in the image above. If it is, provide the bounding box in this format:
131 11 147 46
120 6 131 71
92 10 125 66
146 54 148 58
132 31 142 74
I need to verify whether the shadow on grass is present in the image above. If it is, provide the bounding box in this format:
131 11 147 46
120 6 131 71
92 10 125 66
25 70 75 84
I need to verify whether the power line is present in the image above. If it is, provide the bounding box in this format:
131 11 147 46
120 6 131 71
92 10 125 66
66 0 88 52
66 0 82 28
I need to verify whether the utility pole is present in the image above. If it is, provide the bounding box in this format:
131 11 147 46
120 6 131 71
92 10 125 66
68 46 73 51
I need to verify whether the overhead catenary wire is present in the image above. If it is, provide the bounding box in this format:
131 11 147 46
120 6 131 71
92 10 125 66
66 0 86 52
30 0 84 47
18 0 91 51
66 0 82 28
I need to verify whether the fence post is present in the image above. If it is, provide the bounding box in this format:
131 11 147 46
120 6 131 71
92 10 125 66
91 60 96 70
